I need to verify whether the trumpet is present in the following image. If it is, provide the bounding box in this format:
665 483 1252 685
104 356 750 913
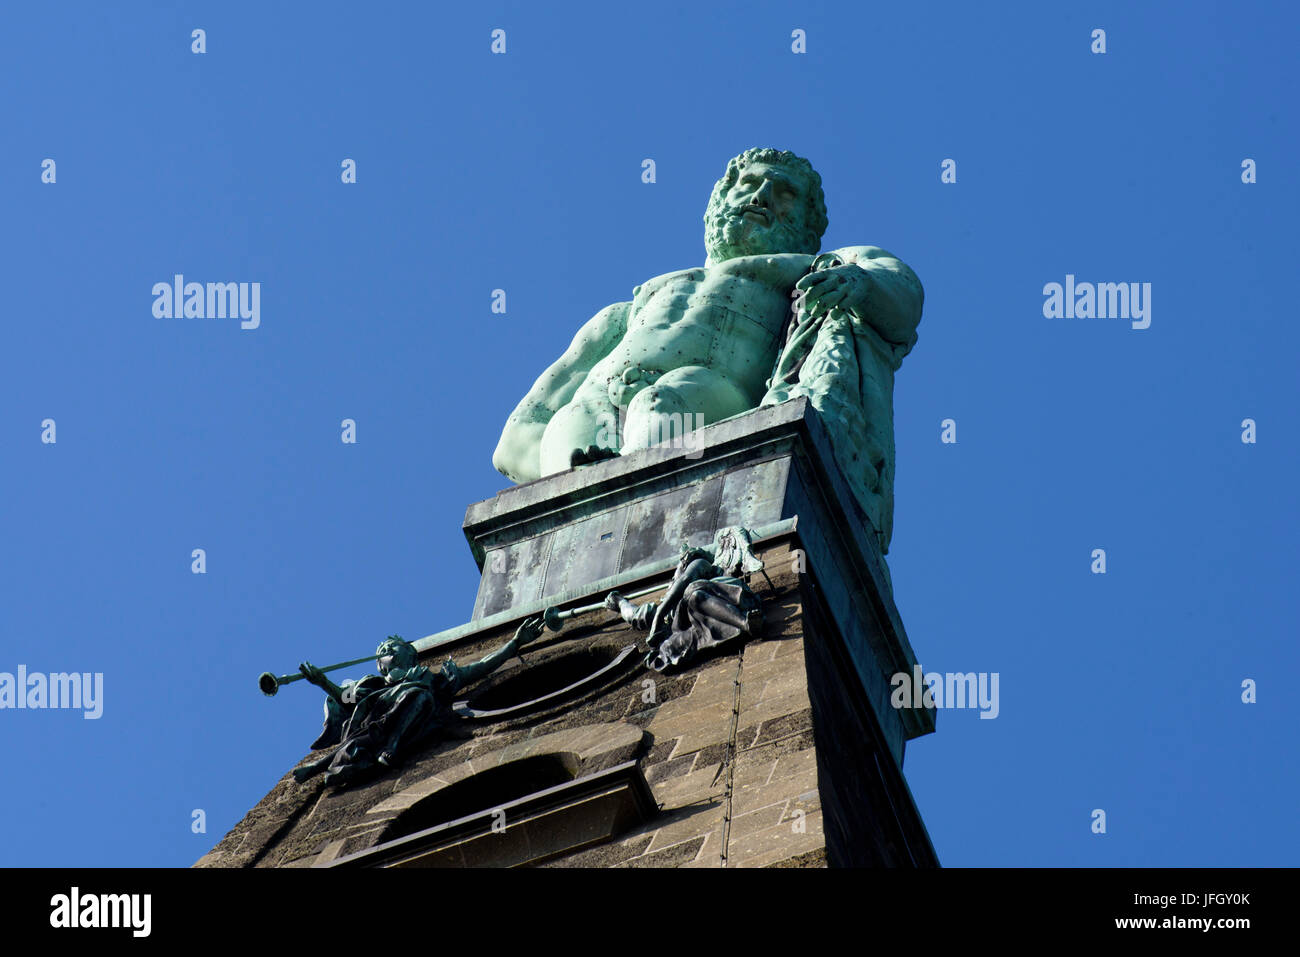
541 580 667 630
258 653 385 697
259 579 670 696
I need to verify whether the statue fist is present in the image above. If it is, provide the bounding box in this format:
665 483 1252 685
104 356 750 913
794 264 868 319
603 591 625 612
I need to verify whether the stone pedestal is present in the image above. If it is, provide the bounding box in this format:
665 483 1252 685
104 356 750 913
198 398 937 868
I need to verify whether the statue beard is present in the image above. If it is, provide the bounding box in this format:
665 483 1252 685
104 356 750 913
704 204 809 264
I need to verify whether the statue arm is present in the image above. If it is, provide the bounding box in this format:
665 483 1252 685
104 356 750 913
492 301 631 482
445 640 515 691
444 617 544 690
827 246 924 358
298 662 346 704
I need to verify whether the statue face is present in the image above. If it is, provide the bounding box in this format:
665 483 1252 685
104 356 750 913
706 162 817 263
375 639 417 676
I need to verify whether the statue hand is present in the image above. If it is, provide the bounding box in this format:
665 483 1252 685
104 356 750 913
298 662 328 688
603 591 624 612
514 616 545 647
794 265 869 319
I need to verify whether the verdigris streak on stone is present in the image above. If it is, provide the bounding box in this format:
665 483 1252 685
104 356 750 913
292 619 543 787
493 148 922 555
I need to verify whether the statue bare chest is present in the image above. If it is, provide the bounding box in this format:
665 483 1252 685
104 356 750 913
610 256 811 375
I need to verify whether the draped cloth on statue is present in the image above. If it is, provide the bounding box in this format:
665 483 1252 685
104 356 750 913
634 577 762 673
308 666 457 782
294 627 533 788
760 254 920 563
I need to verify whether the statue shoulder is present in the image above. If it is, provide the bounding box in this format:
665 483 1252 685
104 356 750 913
830 245 920 277
827 244 893 262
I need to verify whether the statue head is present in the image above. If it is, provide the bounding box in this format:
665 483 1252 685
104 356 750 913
710 526 763 578
712 528 743 577
704 148 828 265
375 636 418 678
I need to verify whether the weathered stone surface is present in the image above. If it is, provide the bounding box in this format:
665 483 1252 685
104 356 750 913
462 400 932 761
206 388 937 868
620 836 707 868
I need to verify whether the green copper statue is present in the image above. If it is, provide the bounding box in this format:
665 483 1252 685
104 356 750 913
493 148 923 557
292 618 543 787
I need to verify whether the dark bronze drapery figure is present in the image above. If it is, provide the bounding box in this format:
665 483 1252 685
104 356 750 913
606 528 765 672
292 618 543 787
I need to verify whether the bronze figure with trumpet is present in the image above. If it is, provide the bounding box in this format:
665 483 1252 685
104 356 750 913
279 616 544 788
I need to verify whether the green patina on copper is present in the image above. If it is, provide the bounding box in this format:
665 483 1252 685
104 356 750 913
493 147 922 556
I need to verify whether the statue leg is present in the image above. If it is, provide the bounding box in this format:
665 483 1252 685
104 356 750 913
292 753 333 782
539 391 622 475
622 366 751 453
375 692 437 766
687 588 753 632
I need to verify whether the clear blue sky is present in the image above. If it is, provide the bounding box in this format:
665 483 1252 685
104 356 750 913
2 0 1296 867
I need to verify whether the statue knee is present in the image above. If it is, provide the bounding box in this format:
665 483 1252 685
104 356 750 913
625 385 695 451
540 398 620 474
628 382 688 417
